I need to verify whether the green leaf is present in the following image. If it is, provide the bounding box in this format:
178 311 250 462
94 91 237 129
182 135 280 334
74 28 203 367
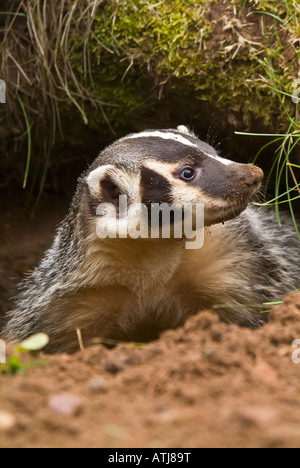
0 11 27 17
250 10 286 25
19 333 50 352
17 93 32 189
8 356 21 370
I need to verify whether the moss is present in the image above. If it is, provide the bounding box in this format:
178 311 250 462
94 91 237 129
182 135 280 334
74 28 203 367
78 0 299 132
77 0 214 134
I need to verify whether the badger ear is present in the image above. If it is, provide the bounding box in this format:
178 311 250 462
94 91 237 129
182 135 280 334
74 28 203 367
177 125 190 135
86 165 141 209
86 165 123 206
177 125 197 138
86 165 113 195
100 178 123 207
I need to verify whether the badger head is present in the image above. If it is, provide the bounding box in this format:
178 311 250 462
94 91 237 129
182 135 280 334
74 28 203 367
84 126 263 239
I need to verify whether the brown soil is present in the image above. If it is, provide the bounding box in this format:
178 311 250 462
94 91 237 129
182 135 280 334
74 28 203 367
1 197 300 448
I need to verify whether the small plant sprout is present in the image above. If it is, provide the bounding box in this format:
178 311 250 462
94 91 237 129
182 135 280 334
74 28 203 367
0 333 50 375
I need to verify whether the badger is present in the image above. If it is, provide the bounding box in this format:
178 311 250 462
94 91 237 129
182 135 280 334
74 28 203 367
3 126 300 352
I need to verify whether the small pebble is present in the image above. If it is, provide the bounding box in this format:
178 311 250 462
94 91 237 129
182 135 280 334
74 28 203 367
239 405 279 427
252 361 278 386
48 393 83 417
0 411 17 431
89 376 108 393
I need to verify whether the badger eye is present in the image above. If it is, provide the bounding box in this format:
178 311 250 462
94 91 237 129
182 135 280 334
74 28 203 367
181 168 196 181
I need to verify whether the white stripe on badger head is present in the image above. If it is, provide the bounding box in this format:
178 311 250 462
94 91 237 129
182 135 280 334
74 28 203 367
201 150 233 167
123 131 233 167
123 131 198 149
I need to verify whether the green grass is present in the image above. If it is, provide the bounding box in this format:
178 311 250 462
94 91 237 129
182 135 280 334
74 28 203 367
0 11 27 17
261 288 300 313
236 124 300 241
250 10 286 24
17 93 32 189
235 5 300 241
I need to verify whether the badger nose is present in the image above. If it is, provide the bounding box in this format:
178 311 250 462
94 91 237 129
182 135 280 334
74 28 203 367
239 163 264 187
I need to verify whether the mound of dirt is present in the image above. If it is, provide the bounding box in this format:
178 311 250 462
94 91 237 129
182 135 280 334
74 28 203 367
1 294 300 448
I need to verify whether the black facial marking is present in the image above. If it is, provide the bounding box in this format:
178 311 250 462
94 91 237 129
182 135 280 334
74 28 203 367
141 166 173 207
141 166 178 227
